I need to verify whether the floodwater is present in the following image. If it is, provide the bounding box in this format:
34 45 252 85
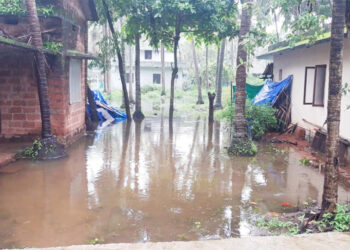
0 117 350 248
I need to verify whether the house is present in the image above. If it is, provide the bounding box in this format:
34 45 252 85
258 33 350 143
0 0 98 145
88 30 187 91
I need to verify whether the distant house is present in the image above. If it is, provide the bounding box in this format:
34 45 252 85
0 0 98 145
258 33 350 142
88 33 187 91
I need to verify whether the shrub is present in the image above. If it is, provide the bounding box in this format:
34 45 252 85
141 85 160 94
216 102 278 140
228 138 258 156
246 104 278 140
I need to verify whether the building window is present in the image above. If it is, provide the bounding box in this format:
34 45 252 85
153 74 161 84
126 73 133 83
69 59 82 104
145 50 152 60
278 69 282 81
303 65 326 106
304 67 315 104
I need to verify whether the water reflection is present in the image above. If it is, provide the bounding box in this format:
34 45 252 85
0 117 350 248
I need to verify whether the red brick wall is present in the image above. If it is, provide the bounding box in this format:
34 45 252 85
0 52 86 146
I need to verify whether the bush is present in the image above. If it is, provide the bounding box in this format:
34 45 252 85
141 85 161 94
216 102 278 140
246 104 278 140
228 138 258 156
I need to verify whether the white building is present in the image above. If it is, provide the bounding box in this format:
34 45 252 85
88 27 187 91
258 34 350 141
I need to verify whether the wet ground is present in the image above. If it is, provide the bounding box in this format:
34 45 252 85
0 117 350 248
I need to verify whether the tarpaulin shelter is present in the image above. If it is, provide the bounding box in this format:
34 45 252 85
87 90 127 123
232 83 264 101
252 75 292 105
252 76 293 131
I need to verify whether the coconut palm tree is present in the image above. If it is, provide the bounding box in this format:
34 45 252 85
161 43 166 96
102 0 131 120
215 39 225 109
192 41 204 104
25 0 65 159
322 0 346 213
133 34 145 120
233 0 253 139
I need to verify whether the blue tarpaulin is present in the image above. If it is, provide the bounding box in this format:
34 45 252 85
252 76 292 106
87 90 127 122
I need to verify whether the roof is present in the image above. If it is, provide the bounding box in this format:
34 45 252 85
257 31 347 60
0 36 56 55
0 36 98 60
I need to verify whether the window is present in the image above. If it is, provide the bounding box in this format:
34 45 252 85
313 65 326 106
304 67 315 104
153 74 161 84
69 59 82 104
145 50 152 60
278 69 283 81
303 65 326 106
126 73 133 83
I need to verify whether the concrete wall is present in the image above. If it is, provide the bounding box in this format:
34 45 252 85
273 37 350 140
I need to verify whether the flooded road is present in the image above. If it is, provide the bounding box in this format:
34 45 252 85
0 117 350 248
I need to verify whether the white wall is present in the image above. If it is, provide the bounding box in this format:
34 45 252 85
273 38 350 140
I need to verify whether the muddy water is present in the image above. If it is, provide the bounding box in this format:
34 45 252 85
0 117 350 248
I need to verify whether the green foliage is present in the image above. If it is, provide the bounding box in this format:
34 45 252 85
43 42 62 54
0 0 54 16
299 158 310 165
316 204 350 232
257 216 299 235
23 139 43 159
0 0 24 15
141 85 161 94
228 138 258 157
87 238 105 245
246 104 278 140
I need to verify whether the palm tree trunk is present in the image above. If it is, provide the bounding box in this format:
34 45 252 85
161 43 166 96
192 41 204 104
25 0 65 159
233 0 253 139
133 34 144 120
205 46 209 88
25 0 52 139
102 0 131 120
215 39 225 109
128 44 135 103
322 0 346 213
215 46 220 90
169 21 180 121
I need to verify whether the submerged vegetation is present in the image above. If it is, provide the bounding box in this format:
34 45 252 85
256 204 350 236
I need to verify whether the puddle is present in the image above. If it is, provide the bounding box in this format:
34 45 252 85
0 117 349 248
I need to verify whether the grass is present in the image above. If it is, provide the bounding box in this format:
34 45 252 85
108 84 233 118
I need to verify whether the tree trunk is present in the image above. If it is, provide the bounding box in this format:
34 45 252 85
208 92 216 123
169 24 180 122
102 0 131 120
233 0 253 139
215 39 225 109
192 41 204 104
25 0 65 159
215 46 220 91
133 35 144 120
205 46 209 88
322 0 346 213
191 41 203 104
103 23 111 94
161 43 166 96
25 0 52 139
129 44 135 103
